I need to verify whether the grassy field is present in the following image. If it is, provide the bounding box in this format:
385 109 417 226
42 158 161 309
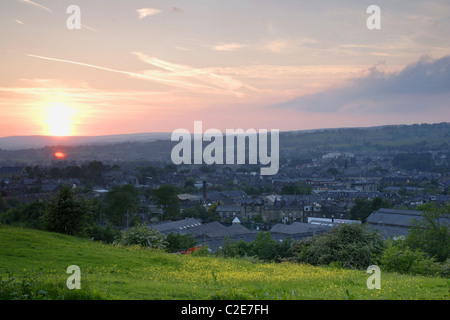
0 225 449 300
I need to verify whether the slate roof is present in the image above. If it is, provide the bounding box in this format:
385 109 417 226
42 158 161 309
368 224 409 239
216 205 242 212
270 222 330 235
150 218 202 234
366 208 423 228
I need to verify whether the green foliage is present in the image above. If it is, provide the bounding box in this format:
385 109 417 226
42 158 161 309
166 232 198 252
191 244 210 257
217 232 293 262
118 224 167 249
1 225 449 300
103 184 140 226
406 203 450 262
88 223 121 244
151 184 180 220
41 185 90 236
217 237 249 259
0 201 46 229
0 271 48 300
291 223 385 269
381 240 441 276
350 197 392 222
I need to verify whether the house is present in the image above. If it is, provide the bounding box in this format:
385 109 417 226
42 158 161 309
177 193 203 208
215 205 243 221
0 166 25 180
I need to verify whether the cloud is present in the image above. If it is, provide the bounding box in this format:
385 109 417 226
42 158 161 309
19 0 52 13
265 39 288 53
136 8 162 19
25 52 258 97
132 52 254 95
275 55 450 114
211 42 245 52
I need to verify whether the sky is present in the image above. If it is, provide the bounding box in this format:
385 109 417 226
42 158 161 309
0 0 449 137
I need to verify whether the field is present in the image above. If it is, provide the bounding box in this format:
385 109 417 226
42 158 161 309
0 225 449 300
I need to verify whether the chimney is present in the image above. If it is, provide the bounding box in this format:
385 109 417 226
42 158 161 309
202 180 207 201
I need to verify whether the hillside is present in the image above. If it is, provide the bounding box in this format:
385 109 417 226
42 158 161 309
0 225 448 300
0 122 448 165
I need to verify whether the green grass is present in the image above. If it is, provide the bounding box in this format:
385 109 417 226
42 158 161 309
1 225 449 300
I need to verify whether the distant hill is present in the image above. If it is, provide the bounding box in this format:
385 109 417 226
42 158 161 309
0 123 448 166
0 132 171 150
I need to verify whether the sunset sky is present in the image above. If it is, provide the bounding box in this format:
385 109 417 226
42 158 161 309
1 0 449 137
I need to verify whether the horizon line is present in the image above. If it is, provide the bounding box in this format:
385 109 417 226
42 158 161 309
1 121 449 139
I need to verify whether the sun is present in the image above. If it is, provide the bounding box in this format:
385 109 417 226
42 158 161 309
44 103 75 136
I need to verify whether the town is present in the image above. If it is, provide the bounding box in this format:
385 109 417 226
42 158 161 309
1 125 449 253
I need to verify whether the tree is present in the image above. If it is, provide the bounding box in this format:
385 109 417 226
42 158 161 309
42 185 89 236
406 203 450 262
103 184 140 226
248 231 280 261
349 199 372 222
350 197 392 222
152 184 180 220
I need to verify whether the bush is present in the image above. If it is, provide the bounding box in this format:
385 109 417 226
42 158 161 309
290 223 385 269
191 244 210 257
166 232 198 253
118 224 167 249
380 241 441 276
406 203 450 262
216 232 293 262
88 224 121 244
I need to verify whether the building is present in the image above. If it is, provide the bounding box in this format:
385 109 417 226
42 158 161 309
0 166 25 180
269 222 330 242
366 208 423 239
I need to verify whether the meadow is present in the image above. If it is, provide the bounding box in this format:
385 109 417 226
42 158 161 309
1 225 448 300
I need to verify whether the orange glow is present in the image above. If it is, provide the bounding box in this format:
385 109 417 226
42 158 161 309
54 152 66 159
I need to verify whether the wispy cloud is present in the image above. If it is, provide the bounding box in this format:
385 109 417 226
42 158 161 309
211 42 246 52
132 52 257 95
15 19 24 25
136 8 162 19
25 53 204 89
19 0 52 13
25 52 257 97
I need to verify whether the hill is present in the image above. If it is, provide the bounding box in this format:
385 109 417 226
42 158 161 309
0 225 448 300
0 122 448 165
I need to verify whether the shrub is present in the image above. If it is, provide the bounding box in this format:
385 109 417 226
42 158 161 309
380 240 441 276
118 224 167 249
290 223 385 269
406 203 450 262
190 244 210 257
165 232 198 253
88 224 121 244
